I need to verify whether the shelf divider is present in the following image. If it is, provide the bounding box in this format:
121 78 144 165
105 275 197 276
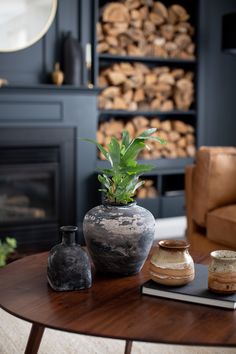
99 109 196 117
99 54 197 65
96 157 194 174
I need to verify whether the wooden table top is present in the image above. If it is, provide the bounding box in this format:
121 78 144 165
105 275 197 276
0 251 236 347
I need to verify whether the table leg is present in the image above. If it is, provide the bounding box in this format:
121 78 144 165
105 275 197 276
124 340 133 354
24 323 45 354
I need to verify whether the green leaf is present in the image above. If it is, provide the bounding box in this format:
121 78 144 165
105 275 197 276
136 128 166 145
137 128 157 138
132 180 145 194
126 160 137 168
121 164 154 175
80 138 111 163
0 255 6 267
108 137 120 169
121 140 146 164
0 237 17 267
117 174 134 189
144 136 167 145
6 237 17 248
121 130 130 149
98 174 111 190
112 174 122 188
98 168 114 176
114 176 140 201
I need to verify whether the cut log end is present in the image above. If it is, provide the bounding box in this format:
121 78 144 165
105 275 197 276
97 2 195 59
97 116 196 160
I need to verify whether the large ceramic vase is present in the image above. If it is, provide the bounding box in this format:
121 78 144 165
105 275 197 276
83 202 156 276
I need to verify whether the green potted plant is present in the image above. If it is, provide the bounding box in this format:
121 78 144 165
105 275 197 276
0 237 17 267
82 128 166 275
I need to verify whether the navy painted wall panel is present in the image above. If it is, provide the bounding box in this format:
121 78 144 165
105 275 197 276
198 0 236 146
0 0 81 85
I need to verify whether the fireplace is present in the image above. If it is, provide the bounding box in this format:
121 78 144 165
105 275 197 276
0 160 58 224
0 128 75 252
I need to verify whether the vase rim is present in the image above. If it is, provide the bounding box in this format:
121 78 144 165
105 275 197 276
103 200 137 208
158 239 190 250
60 225 78 232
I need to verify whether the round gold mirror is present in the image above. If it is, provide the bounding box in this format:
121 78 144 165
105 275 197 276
0 0 58 52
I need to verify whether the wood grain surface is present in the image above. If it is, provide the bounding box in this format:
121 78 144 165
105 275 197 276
0 251 236 347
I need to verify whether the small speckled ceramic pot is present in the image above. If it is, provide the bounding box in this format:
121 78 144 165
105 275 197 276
208 250 236 294
149 240 195 286
83 202 156 276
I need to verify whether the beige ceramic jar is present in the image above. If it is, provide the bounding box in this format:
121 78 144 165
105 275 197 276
208 250 236 294
149 240 195 286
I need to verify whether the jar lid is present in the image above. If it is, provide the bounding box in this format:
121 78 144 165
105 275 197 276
210 250 236 260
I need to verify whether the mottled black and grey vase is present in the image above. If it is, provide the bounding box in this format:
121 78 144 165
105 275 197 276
83 202 155 276
47 226 92 291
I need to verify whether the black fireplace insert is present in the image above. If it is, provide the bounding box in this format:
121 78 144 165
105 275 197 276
0 128 75 252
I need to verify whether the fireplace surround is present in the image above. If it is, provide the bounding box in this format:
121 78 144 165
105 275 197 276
0 86 99 252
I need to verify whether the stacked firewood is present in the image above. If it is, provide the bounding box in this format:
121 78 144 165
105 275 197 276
99 63 194 111
136 179 158 198
97 1 195 59
97 116 196 159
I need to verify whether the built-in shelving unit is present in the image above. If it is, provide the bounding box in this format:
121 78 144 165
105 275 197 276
94 0 198 218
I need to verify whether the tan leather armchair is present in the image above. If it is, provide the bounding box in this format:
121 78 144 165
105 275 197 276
185 146 236 253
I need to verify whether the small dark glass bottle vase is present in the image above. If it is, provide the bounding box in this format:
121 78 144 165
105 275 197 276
47 226 92 291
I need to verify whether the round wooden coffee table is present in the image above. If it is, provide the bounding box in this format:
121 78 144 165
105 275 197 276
1 252 236 354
